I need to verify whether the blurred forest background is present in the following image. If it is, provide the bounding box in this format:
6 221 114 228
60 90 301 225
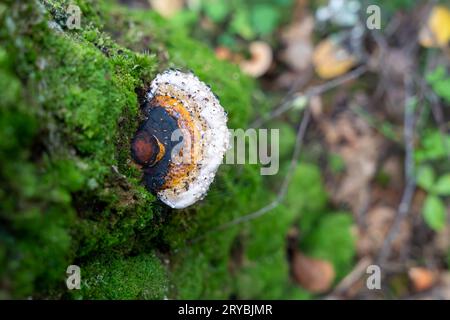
0 0 449 299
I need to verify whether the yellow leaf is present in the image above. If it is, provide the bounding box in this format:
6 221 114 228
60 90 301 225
419 5 450 48
312 38 356 79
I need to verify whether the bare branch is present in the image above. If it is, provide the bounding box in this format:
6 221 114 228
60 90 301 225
252 65 367 128
376 76 417 265
189 109 311 244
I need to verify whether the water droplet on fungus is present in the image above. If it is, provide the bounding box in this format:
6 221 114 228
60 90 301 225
131 70 230 209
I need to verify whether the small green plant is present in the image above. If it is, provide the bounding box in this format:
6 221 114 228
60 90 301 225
205 0 291 29
198 0 294 44
427 66 450 104
415 127 449 231
416 165 450 231
415 130 450 163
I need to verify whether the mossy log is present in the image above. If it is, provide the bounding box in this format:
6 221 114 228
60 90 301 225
0 0 309 299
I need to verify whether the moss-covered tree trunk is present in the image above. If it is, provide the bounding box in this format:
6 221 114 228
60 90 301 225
0 0 306 299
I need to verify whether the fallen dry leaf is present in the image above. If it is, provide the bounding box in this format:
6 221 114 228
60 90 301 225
419 5 450 48
383 48 414 81
412 272 450 299
292 251 335 294
433 225 450 255
408 267 437 292
435 272 450 299
148 0 183 18
215 46 233 61
309 95 323 119
312 37 357 79
239 41 273 78
376 48 414 121
318 107 383 213
357 206 410 256
280 16 315 72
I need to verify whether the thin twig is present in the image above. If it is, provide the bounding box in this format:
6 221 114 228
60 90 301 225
189 67 368 244
327 257 373 298
252 66 367 128
376 76 417 265
189 109 311 244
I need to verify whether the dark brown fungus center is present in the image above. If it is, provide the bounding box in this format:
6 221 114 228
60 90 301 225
131 131 161 166
131 105 181 192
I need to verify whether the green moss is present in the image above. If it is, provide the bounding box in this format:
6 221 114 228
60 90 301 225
163 165 264 299
73 252 168 299
301 213 356 280
233 205 304 299
286 163 329 227
0 0 162 297
267 121 297 161
284 163 357 285
0 43 75 298
0 0 265 299
235 251 289 299
1 0 326 300
107 6 254 129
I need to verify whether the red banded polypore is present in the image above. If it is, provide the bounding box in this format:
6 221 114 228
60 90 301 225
131 70 230 209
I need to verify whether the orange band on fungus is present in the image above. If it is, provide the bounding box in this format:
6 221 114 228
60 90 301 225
133 69 230 209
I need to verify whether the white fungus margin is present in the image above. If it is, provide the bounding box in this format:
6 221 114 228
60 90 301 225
147 70 231 209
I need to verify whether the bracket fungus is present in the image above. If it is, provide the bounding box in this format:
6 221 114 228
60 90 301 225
131 70 230 209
